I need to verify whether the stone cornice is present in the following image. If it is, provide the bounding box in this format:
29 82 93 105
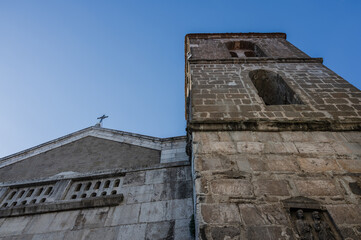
185 32 287 40
187 57 323 64
187 120 361 132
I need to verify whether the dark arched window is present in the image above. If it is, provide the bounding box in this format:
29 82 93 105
226 41 266 58
249 70 303 105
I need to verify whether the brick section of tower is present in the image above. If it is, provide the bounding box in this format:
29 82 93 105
190 63 360 126
185 33 361 240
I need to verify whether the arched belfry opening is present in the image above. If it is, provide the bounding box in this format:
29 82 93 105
249 69 303 105
226 41 266 58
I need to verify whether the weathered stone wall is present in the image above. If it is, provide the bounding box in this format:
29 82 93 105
0 164 194 239
186 33 361 240
189 63 361 123
189 37 309 59
192 131 361 239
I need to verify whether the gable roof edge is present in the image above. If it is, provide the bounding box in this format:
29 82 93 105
0 126 186 169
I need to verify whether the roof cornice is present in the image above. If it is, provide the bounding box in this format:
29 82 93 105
185 32 287 40
0 126 185 169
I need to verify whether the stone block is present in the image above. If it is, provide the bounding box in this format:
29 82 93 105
145 169 167 184
248 157 267 171
195 154 238 172
165 198 193 220
239 204 288 226
280 132 313 142
294 142 335 154
237 142 264 153
295 180 340 196
254 180 289 196
0 216 32 237
123 172 145 186
195 178 209 195
152 181 192 201
194 155 222 171
234 156 252 173
165 167 192 182
229 131 256 142
145 221 175 240
342 132 361 143
105 204 141 226
64 229 90 240
122 184 154 204
338 160 361 173
297 158 340 172
174 152 189 162
201 142 237 154
174 219 193 240
264 142 298 153
193 132 220 143
31 231 65 240
333 142 361 155
217 132 233 142
266 156 299 172
83 226 119 240
0 234 33 240
117 224 147 240
247 226 289 240
210 179 253 197
210 226 241 240
201 203 240 224
327 205 361 225
139 201 166 223
23 212 57 234
253 132 283 142
46 211 79 232
73 207 109 230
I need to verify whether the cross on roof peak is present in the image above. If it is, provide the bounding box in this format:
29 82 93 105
95 114 108 127
97 114 108 123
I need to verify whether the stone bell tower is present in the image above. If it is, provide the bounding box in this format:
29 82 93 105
185 33 361 239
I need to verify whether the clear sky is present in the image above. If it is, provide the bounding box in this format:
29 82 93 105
0 0 360 157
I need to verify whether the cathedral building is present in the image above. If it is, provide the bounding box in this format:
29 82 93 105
0 33 360 239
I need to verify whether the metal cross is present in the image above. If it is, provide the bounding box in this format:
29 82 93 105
97 114 108 124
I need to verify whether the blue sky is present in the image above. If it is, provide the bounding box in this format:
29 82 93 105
0 0 360 157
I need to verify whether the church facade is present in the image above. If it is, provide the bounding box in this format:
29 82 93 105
0 33 360 239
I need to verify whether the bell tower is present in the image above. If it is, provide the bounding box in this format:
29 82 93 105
185 33 361 239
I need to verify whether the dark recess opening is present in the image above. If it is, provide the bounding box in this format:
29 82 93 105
249 70 303 105
226 41 266 58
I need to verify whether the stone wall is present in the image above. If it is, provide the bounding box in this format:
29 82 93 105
189 63 361 124
192 131 361 239
186 33 361 240
189 36 308 60
0 164 194 239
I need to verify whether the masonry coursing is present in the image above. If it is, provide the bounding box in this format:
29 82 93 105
186 33 361 240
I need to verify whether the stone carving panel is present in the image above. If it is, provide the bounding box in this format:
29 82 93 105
291 208 341 240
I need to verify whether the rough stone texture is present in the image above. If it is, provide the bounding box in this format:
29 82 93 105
188 34 308 60
192 131 361 239
187 33 361 240
189 62 361 124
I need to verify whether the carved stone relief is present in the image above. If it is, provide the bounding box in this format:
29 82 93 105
283 197 342 240
291 209 339 240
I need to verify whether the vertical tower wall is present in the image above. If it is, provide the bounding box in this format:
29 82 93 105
185 33 361 239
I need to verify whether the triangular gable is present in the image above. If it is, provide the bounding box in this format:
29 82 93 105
0 127 186 183
0 127 166 169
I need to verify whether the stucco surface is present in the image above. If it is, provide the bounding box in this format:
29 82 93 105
0 136 160 182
